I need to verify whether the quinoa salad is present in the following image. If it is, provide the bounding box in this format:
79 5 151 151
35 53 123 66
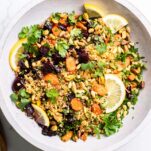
10 11 146 142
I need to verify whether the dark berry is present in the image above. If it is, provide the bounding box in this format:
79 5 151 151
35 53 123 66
12 77 24 92
58 24 67 31
25 104 34 117
52 52 65 65
39 46 49 56
77 49 89 63
43 21 53 31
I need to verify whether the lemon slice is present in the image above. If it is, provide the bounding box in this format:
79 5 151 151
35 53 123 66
9 38 27 72
103 14 128 33
84 3 102 18
32 104 50 127
103 74 126 113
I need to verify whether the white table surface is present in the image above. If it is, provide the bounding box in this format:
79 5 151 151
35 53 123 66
0 0 151 151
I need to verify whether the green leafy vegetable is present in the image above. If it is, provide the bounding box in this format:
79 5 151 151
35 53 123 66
78 15 83 21
18 25 42 56
93 126 101 139
81 62 95 70
10 93 18 103
51 13 61 21
55 40 69 57
129 46 138 53
70 28 82 37
18 25 41 40
116 52 127 62
96 43 107 54
10 89 31 111
68 12 76 24
103 112 122 136
18 89 30 98
46 89 59 104
94 69 103 77
97 61 106 68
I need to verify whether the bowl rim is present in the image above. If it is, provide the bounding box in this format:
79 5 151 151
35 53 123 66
0 0 151 151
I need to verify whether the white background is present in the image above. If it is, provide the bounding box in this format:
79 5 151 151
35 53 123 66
0 0 151 151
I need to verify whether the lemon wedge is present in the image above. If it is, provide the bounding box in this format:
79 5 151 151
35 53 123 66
84 3 102 18
102 74 126 113
32 104 50 127
9 38 27 72
103 14 128 33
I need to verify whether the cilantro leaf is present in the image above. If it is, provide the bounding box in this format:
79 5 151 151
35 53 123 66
46 89 59 104
18 89 30 99
97 61 106 68
17 98 30 111
93 126 101 139
18 27 30 39
103 112 122 136
18 25 41 40
52 13 61 21
96 43 107 54
129 46 138 53
68 12 76 25
116 52 127 62
10 93 18 103
70 28 81 37
81 62 95 70
94 69 103 77
10 89 31 110
55 40 69 57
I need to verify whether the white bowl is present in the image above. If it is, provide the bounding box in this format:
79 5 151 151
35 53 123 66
0 0 151 151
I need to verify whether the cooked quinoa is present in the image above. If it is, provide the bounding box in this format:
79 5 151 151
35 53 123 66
10 12 145 142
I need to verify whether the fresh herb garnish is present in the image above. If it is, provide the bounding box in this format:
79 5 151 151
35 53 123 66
70 28 82 37
103 112 122 136
55 40 69 57
51 13 61 21
78 15 83 21
18 89 30 98
10 93 18 103
93 125 101 139
68 12 76 25
18 25 41 40
96 43 107 54
18 25 42 56
94 69 103 77
10 89 31 111
46 89 59 104
81 62 95 70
